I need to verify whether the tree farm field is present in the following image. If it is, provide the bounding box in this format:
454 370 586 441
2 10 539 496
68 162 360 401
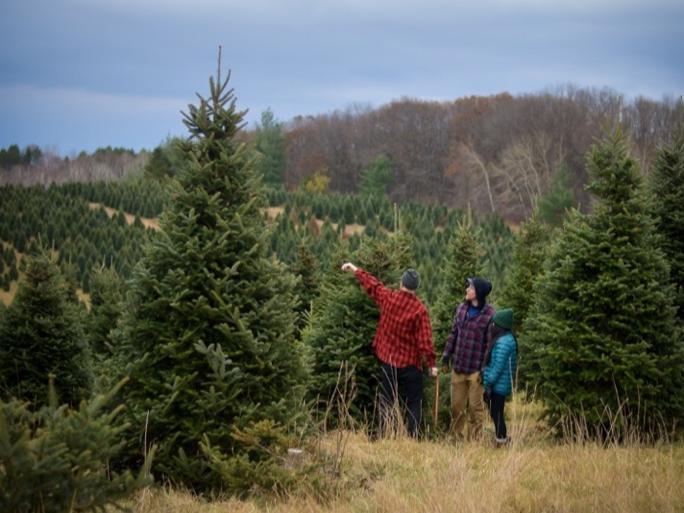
1 86 683 513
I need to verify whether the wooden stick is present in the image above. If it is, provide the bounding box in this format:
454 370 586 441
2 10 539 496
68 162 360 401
434 372 440 424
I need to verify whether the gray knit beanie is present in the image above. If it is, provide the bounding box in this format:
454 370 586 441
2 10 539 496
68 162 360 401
401 268 420 290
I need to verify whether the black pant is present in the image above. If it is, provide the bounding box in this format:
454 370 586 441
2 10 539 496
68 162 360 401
487 391 507 439
378 363 424 437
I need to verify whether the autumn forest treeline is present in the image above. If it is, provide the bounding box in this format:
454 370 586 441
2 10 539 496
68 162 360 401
3 86 683 221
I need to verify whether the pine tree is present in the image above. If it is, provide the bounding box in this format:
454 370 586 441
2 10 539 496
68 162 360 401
522 130 684 436
254 108 286 186
498 214 552 386
290 238 319 338
0 251 92 408
145 145 173 180
649 134 684 320
0 378 152 513
359 155 393 197
499 214 552 335
303 233 413 425
480 214 514 298
431 214 483 353
116 68 306 492
87 265 124 357
536 164 575 227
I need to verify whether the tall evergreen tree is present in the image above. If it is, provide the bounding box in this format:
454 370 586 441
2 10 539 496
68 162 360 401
0 144 21 169
144 145 173 180
431 214 483 353
499 214 552 335
649 134 684 320
303 233 413 425
522 130 684 435
536 164 575 227
116 69 306 491
87 265 124 357
290 237 319 338
0 251 92 408
254 108 286 186
359 155 393 197
480 214 514 298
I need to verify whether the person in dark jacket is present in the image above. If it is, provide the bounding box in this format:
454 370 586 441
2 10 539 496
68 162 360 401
483 308 517 447
441 277 495 441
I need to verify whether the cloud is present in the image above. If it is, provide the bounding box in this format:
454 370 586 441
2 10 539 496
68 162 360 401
1 84 187 116
58 0 684 22
64 0 681 9
0 84 190 152
2 0 681 152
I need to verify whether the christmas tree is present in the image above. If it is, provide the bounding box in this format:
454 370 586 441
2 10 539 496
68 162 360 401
522 130 684 436
290 237 319 338
649 134 684 320
253 108 286 186
87 265 124 357
431 214 483 353
116 65 306 491
536 164 575 227
0 251 91 408
0 378 152 513
499 214 552 335
303 233 413 426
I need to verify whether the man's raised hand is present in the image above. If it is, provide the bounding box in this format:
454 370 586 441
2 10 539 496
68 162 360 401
341 262 358 273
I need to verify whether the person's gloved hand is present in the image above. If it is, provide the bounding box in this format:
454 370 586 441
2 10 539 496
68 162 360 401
441 355 450 368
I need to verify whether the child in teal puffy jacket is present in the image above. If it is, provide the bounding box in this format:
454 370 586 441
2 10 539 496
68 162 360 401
483 308 517 446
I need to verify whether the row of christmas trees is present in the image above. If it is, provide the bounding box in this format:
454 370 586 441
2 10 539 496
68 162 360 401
0 172 517 305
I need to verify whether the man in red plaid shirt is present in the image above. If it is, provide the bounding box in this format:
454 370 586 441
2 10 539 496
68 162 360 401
342 262 437 437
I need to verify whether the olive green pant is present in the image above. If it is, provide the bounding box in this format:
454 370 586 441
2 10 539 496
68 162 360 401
450 371 485 441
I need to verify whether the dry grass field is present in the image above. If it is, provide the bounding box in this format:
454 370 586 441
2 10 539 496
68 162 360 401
119 395 684 513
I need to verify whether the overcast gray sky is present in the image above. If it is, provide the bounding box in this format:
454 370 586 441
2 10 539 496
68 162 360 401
1 0 682 155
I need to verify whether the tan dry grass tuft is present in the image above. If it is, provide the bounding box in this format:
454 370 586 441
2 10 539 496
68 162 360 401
0 277 19 306
262 206 285 221
88 202 160 230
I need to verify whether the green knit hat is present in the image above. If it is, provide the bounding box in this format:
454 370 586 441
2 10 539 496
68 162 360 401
493 308 513 330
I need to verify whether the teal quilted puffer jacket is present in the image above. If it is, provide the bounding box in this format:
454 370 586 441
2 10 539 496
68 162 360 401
483 333 517 396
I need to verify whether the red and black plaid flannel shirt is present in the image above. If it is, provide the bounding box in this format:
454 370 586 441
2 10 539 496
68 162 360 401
355 269 435 370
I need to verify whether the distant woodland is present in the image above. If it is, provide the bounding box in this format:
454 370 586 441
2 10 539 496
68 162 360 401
2 86 682 221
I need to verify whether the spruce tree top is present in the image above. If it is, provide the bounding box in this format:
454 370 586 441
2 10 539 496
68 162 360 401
587 129 641 206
